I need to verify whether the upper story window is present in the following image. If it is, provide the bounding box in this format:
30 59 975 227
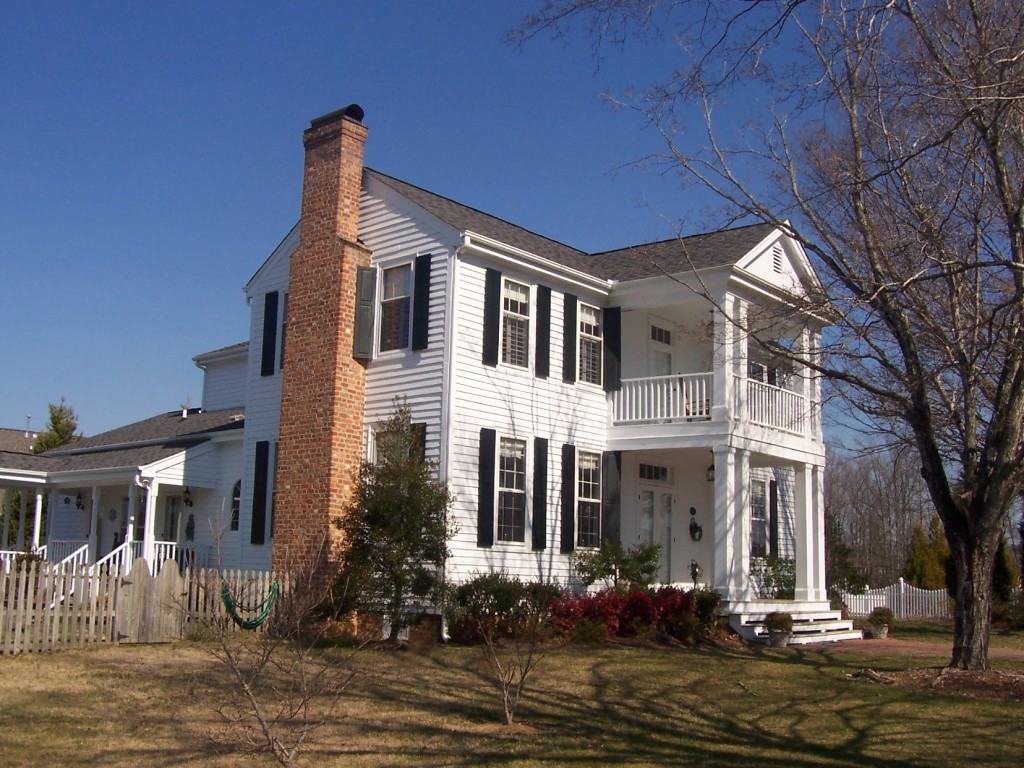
579 303 603 385
497 437 527 543
577 451 601 548
380 264 412 352
502 279 530 368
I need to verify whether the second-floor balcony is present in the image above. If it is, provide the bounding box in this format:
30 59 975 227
611 373 818 439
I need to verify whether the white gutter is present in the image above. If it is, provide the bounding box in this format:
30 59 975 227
463 232 612 295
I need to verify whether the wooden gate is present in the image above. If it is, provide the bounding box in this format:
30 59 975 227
115 559 187 643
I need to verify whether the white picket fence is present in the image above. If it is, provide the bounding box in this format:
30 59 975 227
840 577 952 619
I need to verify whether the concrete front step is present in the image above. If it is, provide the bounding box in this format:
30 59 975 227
730 610 864 645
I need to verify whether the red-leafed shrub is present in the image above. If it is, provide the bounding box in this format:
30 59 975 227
619 590 656 637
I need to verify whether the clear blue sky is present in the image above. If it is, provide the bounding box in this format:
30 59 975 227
0 2 717 436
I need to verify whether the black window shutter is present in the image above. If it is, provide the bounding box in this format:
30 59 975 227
260 292 279 377
603 306 622 392
412 254 432 351
251 441 270 545
601 451 622 547
482 268 502 366
769 478 779 556
532 437 548 550
562 293 577 383
353 266 376 359
535 286 551 379
560 443 576 553
477 428 496 547
413 422 427 459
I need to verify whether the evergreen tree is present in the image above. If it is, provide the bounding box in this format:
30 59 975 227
825 507 866 593
31 397 81 454
335 403 455 642
903 517 950 591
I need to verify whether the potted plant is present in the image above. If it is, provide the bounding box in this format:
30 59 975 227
867 607 895 639
764 611 793 647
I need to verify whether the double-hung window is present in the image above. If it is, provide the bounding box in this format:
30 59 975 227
579 303 603 385
577 451 601 548
497 437 526 542
502 279 530 368
750 479 768 557
380 264 412 352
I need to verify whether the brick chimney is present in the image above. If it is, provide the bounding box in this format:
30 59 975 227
273 104 370 575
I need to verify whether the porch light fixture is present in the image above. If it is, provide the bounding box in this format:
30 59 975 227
705 452 715 482
183 486 194 508
75 492 85 510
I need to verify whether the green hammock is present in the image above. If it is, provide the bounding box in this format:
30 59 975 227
221 577 280 630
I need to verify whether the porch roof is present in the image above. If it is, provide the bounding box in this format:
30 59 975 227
589 222 777 281
0 408 245 480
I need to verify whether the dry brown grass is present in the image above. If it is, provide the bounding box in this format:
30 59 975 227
0 637 1021 767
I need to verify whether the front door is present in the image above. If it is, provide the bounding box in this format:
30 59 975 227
639 486 673 582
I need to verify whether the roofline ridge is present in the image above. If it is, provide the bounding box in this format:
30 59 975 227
365 167 589 258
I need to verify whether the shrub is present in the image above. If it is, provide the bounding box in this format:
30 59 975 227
572 541 662 590
618 590 656 637
693 585 722 623
450 572 557 643
765 611 793 633
750 556 796 599
550 590 626 638
867 606 895 627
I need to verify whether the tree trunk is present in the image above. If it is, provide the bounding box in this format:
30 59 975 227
949 533 998 671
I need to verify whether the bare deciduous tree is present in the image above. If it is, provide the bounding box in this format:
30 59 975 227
826 445 932 586
517 0 1024 670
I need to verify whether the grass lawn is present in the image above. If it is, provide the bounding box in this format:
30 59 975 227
0 631 1021 767
890 618 1024 652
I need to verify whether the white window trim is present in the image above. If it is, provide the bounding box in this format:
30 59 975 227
576 449 602 549
499 277 532 372
578 301 603 387
496 434 529 545
377 261 414 355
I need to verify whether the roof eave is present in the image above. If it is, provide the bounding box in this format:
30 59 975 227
463 232 612 294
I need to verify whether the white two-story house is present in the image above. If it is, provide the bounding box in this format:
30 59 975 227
0 104 851 641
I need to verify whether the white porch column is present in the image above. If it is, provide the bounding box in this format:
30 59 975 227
31 489 44 551
87 486 100 562
142 479 159 572
811 464 826 601
16 492 27 549
731 449 752 601
790 466 815 606
794 328 811 437
711 446 736 597
1 489 9 548
711 295 735 423
733 300 749 424
126 480 138 545
810 331 823 442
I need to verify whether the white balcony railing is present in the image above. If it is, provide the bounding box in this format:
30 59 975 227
611 372 812 437
746 379 807 435
613 373 713 424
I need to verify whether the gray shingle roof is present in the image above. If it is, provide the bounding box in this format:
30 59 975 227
0 428 36 455
586 223 778 281
366 169 595 273
19 408 247 474
367 169 775 283
0 450 53 471
48 408 244 456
